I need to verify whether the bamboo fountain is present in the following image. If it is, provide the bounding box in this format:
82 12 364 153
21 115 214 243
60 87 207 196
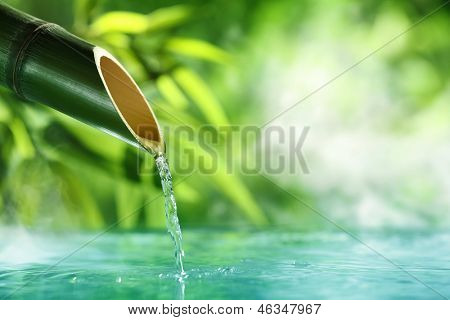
0 2 185 274
0 2 164 155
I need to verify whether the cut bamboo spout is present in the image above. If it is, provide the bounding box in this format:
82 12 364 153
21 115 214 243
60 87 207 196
0 2 165 155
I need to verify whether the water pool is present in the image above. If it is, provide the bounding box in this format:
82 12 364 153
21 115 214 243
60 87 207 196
1 229 449 299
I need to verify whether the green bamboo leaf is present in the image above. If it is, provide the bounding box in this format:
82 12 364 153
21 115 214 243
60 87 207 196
41 122 126 182
115 181 143 229
174 182 200 203
74 0 98 32
173 68 229 126
12 161 41 226
144 183 166 228
213 169 268 225
0 97 11 123
102 33 130 49
203 160 267 225
90 11 149 35
89 5 191 36
154 100 201 127
156 75 188 110
74 0 97 19
171 134 267 225
146 5 192 32
165 37 233 65
53 113 127 162
9 118 35 159
48 161 104 229
112 48 147 82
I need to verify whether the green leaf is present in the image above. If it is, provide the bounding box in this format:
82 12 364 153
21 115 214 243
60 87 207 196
214 171 268 225
144 179 166 228
89 5 191 36
173 68 229 126
90 11 150 35
102 33 130 49
40 121 126 181
9 118 35 159
74 0 98 32
165 37 233 65
146 5 192 33
112 48 147 82
170 133 267 225
0 97 11 123
49 161 104 229
174 182 200 203
153 100 201 127
115 180 143 229
156 75 188 110
53 112 127 162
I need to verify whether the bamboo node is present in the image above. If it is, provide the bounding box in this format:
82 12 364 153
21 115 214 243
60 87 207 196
12 22 57 98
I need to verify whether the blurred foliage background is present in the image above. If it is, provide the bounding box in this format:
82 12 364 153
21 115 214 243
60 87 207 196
0 0 448 230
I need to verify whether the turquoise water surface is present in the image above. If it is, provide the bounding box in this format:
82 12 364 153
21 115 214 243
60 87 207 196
1 229 449 299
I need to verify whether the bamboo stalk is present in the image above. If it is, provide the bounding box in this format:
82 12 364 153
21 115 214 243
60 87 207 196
0 2 164 155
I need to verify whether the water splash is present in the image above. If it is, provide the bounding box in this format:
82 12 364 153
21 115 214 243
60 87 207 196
155 154 185 275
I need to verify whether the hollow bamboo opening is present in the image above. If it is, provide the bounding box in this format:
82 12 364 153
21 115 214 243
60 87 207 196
94 47 164 155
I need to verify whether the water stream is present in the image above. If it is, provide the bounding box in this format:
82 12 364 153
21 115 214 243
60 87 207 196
155 154 185 276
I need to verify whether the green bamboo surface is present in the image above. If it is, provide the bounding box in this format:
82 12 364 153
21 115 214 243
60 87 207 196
0 2 139 148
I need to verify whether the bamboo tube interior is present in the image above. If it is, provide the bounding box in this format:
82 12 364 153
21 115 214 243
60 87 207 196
94 48 163 154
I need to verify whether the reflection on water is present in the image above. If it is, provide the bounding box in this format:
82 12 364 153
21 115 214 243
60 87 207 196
1 229 450 299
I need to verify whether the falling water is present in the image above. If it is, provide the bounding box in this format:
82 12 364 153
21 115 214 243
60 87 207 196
155 154 185 275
